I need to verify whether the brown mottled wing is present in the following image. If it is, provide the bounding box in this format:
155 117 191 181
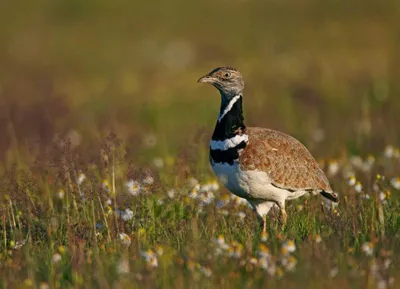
239 127 332 192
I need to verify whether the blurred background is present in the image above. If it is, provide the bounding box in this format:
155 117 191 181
1 0 400 168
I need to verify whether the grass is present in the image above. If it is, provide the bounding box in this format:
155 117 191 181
1 0 400 288
1 135 399 288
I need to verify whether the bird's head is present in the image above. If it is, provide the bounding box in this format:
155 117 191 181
198 67 244 98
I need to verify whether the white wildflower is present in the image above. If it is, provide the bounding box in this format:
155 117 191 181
57 189 65 199
153 157 164 168
104 198 112 206
209 181 219 191
329 267 339 278
52 253 62 264
76 173 86 185
200 191 215 205
350 156 364 170
167 189 176 199
281 240 296 254
199 266 212 277
347 175 356 186
117 208 134 221
117 258 130 274
188 177 199 188
354 182 363 193
328 160 340 177
390 177 400 190
119 233 131 246
361 242 374 256
281 255 297 271
102 180 110 192
126 180 141 196
189 188 199 199
384 146 394 158
258 244 271 259
141 250 158 268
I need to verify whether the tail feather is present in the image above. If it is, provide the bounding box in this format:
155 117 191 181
320 191 339 203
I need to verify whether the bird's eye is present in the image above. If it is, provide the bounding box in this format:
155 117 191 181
224 72 231 78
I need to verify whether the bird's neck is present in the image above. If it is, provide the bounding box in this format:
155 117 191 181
212 93 246 141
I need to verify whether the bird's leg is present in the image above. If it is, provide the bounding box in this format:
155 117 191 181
262 215 267 233
276 202 287 229
280 208 287 226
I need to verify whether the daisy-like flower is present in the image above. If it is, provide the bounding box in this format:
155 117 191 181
76 173 86 185
117 258 130 274
153 157 164 168
102 179 110 192
260 258 275 274
200 191 215 205
379 190 390 204
126 180 141 196
105 205 113 216
384 145 394 158
361 193 371 200
141 249 158 268
188 177 199 188
57 189 65 199
258 244 271 259
329 266 339 278
361 242 374 256
327 160 340 177
281 255 297 271
228 241 243 258
104 198 112 207
347 175 356 186
215 235 230 254
350 156 364 170
119 233 131 246
188 188 199 199
354 182 363 193
209 181 219 191
117 208 134 221
199 265 212 278
167 189 176 199
52 253 62 264
281 240 296 255
390 177 400 190
39 282 50 289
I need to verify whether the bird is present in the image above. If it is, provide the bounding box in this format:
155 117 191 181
198 66 339 232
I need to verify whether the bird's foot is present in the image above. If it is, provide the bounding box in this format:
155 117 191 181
280 208 287 229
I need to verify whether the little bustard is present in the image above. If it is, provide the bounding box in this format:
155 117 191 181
198 67 338 232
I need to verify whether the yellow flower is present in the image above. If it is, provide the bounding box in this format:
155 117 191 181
58 245 66 255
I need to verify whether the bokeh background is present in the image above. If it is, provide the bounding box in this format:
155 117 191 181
1 0 400 167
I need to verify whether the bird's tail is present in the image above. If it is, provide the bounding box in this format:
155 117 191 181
320 191 339 203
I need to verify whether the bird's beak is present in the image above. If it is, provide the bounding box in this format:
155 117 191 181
197 75 216 84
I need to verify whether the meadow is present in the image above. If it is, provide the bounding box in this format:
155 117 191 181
1 0 400 288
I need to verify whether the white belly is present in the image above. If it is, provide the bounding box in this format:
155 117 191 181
211 161 306 204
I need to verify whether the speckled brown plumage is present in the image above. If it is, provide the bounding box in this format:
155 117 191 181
239 127 332 193
199 66 338 231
